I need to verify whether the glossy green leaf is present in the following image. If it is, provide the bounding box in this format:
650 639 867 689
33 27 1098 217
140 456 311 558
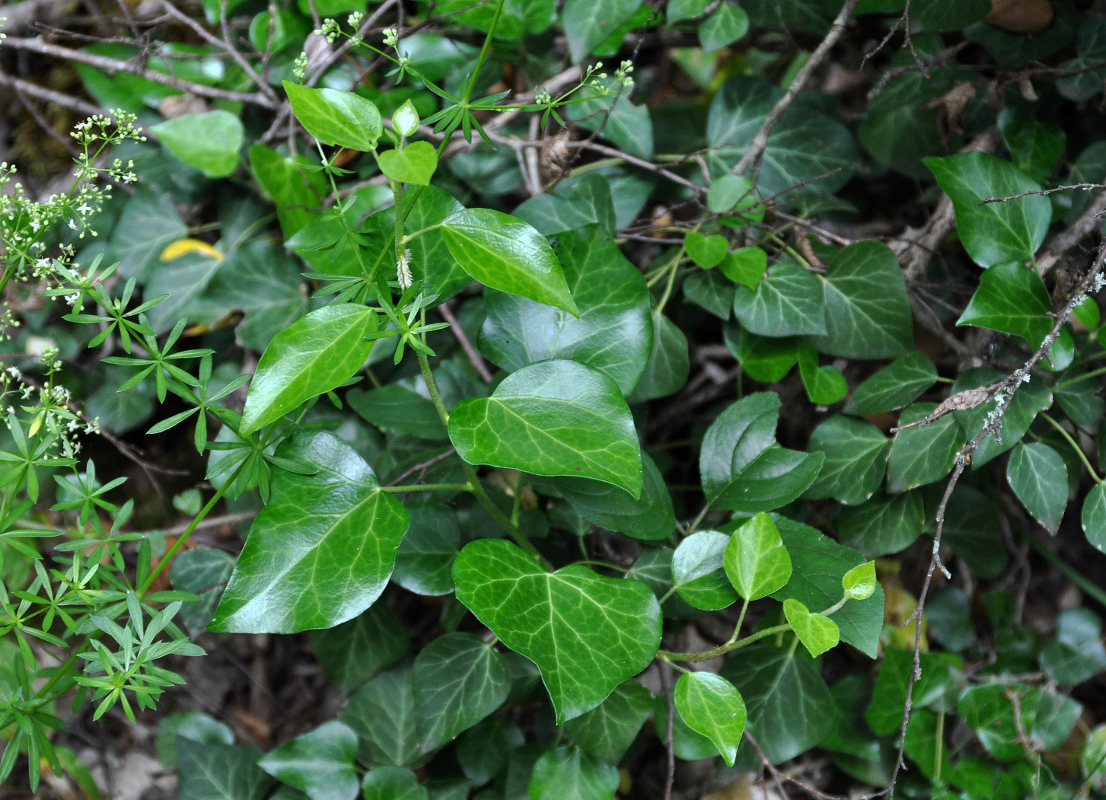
835 491 924 557
957 261 1055 349
1082 482 1106 553
249 144 326 238
340 663 420 766
347 381 445 439
528 746 619 800
309 603 409 692
452 538 662 723
378 141 438 186
541 452 675 542
514 174 617 237
844 353 938 416
414 633 511 751
804 416 889 505
701 2 749 52
156 712 234 769
719 247 768 289
562 0 642 62
361 767 427 800
209 432 410 633
925 152 1050 268
732 260 827 336
685 232 729 268
479 226 652 395
284 81 382 150
1007 443 1068 534
673 530 739 610
723 512 791 601
177 742 273 800
797 345 848 405
448 360 642 497
629 310 690 401
392 500 461 596
719 644 835 764
726 326 799 383
441 208 577 314
772 516 884 658
809 241 913 359
1040 608 1106 685
151 111 243 178
784 598 840 658
843 562 877 600
951 367 1053 467
563 679 653 763
673 672 747 766
240 304 378 435
258 721 359 800
700 393 824 512
886 403 962 493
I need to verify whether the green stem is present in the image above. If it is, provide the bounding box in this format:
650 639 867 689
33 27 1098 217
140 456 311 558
1039 412 1103 484
1056 363 1106 388
462 0 505 105
658 622 792 663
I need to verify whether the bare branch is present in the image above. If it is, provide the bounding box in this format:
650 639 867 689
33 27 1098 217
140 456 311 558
979 182 1106 205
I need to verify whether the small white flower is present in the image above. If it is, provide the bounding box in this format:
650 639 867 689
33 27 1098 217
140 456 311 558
396 248 413 290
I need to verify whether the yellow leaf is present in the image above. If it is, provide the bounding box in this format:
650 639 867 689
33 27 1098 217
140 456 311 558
160 238 223 262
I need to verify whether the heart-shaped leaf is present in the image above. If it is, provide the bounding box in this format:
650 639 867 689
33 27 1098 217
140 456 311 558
685 231 729 268
797 344 848 405
442 208 578 314
842 561 877 600
719 246 768 289
361 767 427 800
732 260 826 336
673 672 747 767
1007 442 1068 534
453 539 662 723
240 303 379 435
209 432 409 633
284 81 383 151
784 598 840 658
528 746 619 800
257 721 359 800
377 140 438 185
448 360 643 497
562 680 653 763
804 415 889 505
723 512 792 601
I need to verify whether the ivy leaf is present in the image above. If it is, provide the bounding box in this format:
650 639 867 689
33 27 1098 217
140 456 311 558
151 111 243 178
563 679 653 763
726 326 799 383
673 672 747 766
925 152 1050 268
719 247 768 289
723 512 792 601
257 721 359 800
731 260 827 336
308 603 409 692
479 226 652 396
843 561 877 600
240 304 378 435
628 310 690 401
414 633 511 751
700 2 749 52
784 598 840 658
804 416 889 505
1082 483 1106 553
177 742 273 800
844 352 938 416
700 393 824 512
685 232 729 268
958 262 1053 344
562 0 642 62
835 491 925 557
377 141 438 186
1007 443 1068 534
809 241 913 360
951 367 1053 467
448 360 643 497
886 403 962 493
528 746 619 800
283 81 382 150
392 500 461 596
673 530 739 610
209 432 409 634
340 664 421 767
452 539 662 723
797 345 848 405
361 767 427 800
442 208 578 314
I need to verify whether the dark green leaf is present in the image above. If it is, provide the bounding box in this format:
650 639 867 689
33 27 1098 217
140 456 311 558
562 0 642 62
886 403 962 493
964 0 1077 65
951 367 1053 467
937 486 1007 579
110 190 188 281
452 539 662 723
732 261 826 337
514 174 617 237
361 767 428 800
673 530 739 610
865 648 957 736
1007 443 1068 534
563 679 652 763
835 491 925 557
998 108 1066 183
392 500 461 596
1058 17 1106 100
684 268 735 319
844 353 937 416
209 432 410 633
340 663 421 767
177 741 272 800
456 719 524 784
1040 608 1106 684
156 712 234 769
628 310 689 401
347 381 446 439
309 603 409 692
1082 482 1106 553
528 746 619 800
257 721 359 800
448 360 643 497
804 416 889 505
700 2 749 52
170 548 234 632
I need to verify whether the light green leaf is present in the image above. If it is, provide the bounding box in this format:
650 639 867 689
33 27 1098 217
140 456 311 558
835 491 925 557
844 353 938 416
562 0 642 62
886 403 962 493
240 304 378 435
479 226 652 396
441 208 578 314
528 746 619 800
414 633 511 751
452 538 662 723
448 360 643 497
151 111 243 177
707 174 756 214
249 144 326 238
726 326 799 383
257 721 359 800
804 416 889 505
209 432 409 633
378 141 438 185
685 232 729 268
732 260 826 336
674 672 747 766
842 562 877 600
1082 483 1106 553
1007 443 1068 534
392 100 421 137
784 598 840 658
673 530 739 610
925 152 1050 268
283 81 382 150
809 241 913 359
723 512 792 601
563 679 653 763
719 644 835 764
361 767 428 800
719 247 768 289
